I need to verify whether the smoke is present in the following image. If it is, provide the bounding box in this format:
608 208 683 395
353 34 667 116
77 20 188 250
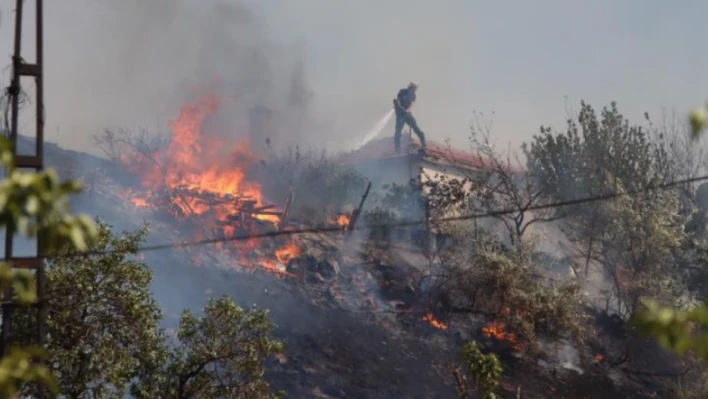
0 0 487 157
0 0 313 154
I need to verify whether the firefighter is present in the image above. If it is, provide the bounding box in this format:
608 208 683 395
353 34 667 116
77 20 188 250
393 82 427 154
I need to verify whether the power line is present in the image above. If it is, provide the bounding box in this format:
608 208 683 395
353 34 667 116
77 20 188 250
59 172 708 258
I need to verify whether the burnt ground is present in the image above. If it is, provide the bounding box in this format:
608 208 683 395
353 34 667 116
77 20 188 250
143 238 639 399
35 137 677 399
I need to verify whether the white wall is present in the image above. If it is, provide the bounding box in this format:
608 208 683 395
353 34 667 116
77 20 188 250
349 156 418 193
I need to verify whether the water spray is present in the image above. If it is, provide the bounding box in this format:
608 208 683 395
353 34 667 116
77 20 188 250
354 109 394 149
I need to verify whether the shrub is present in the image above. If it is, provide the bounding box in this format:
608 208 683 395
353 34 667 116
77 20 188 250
257 145 368 222
362 207 398 242
445 244 585 351
455 341 503 399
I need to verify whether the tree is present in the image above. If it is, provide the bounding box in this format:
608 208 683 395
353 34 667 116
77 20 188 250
453 341 503 399
523 101 687 319
649 111 708 212
15 221 164 398
133 296 284 399
631 101 708 365
0 132 98 398
9 220 283 399
423 115 562 248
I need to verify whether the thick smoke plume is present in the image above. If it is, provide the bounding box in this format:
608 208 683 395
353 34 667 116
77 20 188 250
0 0 320 154
0 0 489 156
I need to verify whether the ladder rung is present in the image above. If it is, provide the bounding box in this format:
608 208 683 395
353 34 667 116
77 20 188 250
9 258 42 269
14 155 42 168
17 63 41 77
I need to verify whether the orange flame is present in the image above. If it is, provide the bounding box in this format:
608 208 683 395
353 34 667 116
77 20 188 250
275 241 301 264
422 313 449 330
260 242 301 276
337 214 350 227
118 94 300 275
482 322 523 351
132 197 149 208
123 94 275 221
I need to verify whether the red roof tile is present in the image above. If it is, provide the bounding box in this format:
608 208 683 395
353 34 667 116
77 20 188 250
335 136 491 170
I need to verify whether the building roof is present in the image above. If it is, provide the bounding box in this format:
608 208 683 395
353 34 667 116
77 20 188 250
335 136 491 170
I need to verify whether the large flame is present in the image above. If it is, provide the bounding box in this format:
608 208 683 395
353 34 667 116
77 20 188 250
120 94 296 274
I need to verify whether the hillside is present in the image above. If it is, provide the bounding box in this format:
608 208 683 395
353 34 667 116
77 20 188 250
10 133 669 399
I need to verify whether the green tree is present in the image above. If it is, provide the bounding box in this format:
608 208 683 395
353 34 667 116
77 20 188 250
523 101 686 319
0 132 98 398
133 296 284 399
453 341 503 399
632 103 708 362
15 221 164 398
632 300 708 360
8 220 284 399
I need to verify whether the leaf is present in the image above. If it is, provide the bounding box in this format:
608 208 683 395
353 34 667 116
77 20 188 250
690 107 708 140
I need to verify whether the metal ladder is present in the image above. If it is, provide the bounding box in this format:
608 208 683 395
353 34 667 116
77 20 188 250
1 0 47 378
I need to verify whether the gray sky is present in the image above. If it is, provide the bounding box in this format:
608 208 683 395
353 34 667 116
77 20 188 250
0 0 706 155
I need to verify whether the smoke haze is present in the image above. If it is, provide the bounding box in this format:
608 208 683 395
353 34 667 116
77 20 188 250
1 0 708 155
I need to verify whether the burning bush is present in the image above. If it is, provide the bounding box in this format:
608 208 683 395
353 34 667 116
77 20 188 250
443 243 585 351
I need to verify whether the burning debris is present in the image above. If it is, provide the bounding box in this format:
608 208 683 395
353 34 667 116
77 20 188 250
422 312 449 330
482 322 524 351
108 94 308 275
335 214 351 229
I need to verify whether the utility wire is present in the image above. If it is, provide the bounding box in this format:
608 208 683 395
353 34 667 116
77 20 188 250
57 173 708 258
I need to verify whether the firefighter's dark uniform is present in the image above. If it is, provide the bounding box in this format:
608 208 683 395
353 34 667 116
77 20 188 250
393 86 426 154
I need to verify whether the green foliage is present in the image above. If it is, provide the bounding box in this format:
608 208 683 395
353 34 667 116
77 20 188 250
523 102 686 318
0 263 38 305
631 300 708 360
524 101 671 203
689 107 707 140
0 140 96 253
460 341 503 399
15 221 164 398
134 296 284 399
0 346 56 399
8 222 284 399
0 135 98 397
446 245 585 349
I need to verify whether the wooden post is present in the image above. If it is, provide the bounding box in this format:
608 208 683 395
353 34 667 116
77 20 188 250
281 186 295 227
346 182 372 237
